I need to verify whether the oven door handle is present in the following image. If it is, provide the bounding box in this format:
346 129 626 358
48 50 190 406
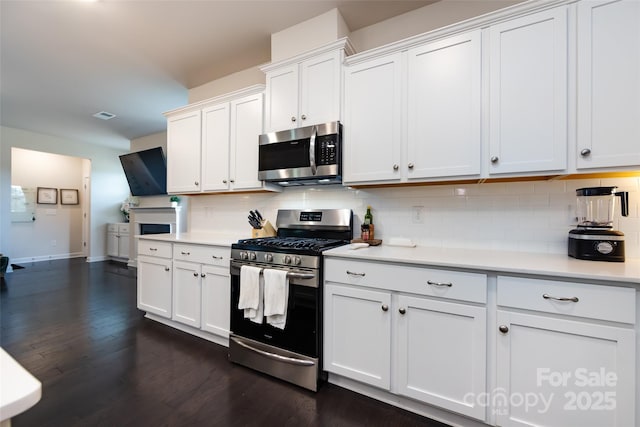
286 272 315 280
231 337 315 366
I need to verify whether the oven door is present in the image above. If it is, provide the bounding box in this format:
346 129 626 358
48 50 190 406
229 261 320 358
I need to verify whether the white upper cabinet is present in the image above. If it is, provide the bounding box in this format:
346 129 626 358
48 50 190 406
166 86 278 194
576 0 640 170
407 30 482 180
343 52 403 184
262 39 352 133
488 7 568 175
167 110 202 193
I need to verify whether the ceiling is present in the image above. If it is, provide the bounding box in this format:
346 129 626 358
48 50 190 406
0 0 434 151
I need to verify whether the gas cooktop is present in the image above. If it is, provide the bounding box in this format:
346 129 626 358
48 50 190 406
233 236 348 255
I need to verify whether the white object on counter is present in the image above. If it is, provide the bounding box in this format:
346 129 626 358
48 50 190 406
0 347 42 425
385 237 416 247
349 243 369 250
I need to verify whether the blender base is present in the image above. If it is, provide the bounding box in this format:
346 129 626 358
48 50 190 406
568 229 625 262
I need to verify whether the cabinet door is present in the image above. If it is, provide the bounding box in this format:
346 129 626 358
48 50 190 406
229 93 264 190
167 110 202 193
264 63 299 132
396 295 487 421
489 8 568 175
324 283 391 389
201 102 230 191
106 231 118 257
577 0 640 169
137 255 172 318
343 53 403 184
172 261 201 328
299 50 342 127
201 265 230 337
117 232 130 259
496 310 635 427
407 30 482 179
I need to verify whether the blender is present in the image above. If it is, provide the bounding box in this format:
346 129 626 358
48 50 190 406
568 186 629 262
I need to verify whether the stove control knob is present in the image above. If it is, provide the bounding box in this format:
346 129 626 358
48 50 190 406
240 251 248 260
284 255 292 264
249 252 257 261
293 256 302 266
265 253 273 262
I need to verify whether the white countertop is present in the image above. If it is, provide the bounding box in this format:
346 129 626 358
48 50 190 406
0 348 41 422
135 232 242 247
325 244 640 285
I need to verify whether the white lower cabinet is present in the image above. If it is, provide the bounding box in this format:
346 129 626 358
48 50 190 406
396 295 487 420
137 242 173 318
496 276 636 427
324 258 488 421
137 239 231 343
172 260 202 328
324 284 392 389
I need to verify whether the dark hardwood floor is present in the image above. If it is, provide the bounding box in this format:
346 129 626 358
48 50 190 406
1 259 449 427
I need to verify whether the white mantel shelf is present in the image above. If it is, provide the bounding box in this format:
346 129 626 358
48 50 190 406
324 244 640 285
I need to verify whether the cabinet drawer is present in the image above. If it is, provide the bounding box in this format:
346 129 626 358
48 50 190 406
325 258 487 304
173 244 229 267
138 240 172 258
107 223 118 232
497 276 636 324
118 223 130 234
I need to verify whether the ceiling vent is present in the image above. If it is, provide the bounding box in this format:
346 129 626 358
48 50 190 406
92 111 116 120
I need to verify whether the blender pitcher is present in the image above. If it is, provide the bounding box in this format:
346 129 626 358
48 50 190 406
576 186 629 228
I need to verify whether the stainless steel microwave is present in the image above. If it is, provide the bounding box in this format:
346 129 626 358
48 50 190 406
258 121 342 186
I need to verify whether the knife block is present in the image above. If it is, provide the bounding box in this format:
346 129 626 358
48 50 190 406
251 220 276 238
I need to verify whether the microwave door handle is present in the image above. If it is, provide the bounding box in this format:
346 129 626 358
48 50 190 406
309 125 317 175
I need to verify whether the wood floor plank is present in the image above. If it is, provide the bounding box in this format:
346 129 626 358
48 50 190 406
1 259 449 427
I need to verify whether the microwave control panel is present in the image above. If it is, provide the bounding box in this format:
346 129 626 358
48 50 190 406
317 134 339 165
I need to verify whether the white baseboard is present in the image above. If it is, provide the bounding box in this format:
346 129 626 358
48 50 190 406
10 253 85 265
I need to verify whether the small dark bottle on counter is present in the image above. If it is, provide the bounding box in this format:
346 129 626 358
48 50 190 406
364 206 374 239
361 224 370 240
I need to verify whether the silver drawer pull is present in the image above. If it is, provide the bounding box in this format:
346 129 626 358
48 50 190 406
346 270 366 277
211 255 223 260
149 248 158 251
543 293 579 303
427 280 452 287
181 251 190 255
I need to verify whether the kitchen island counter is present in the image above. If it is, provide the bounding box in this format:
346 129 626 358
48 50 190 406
324 244 640 285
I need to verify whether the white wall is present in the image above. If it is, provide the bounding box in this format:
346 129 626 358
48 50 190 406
0 126 131 263
10 148 85 262
188 177 640 258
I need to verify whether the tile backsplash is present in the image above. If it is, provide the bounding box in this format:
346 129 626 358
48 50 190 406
189 177 640 258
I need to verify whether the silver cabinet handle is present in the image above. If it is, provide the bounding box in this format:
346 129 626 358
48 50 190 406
399 307 406 315
393 164 399 171
211 255 223 260
223 180 227 184
194 181 199 186
193 272 198 277
201 273 206 278
291 116 296 122
181 251 190 255
381 304 389 312
499 325 509 334
491 156 499 163
164 267 170 272
231 337 314 366
543 293 579 303
427 280 453 287
580 148 591 157
408 162 414 169
149 248 158 251
346 270 366 277
301 114 307 120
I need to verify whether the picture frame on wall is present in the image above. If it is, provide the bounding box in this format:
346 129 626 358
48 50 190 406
36 187 58 204
60 189 79 205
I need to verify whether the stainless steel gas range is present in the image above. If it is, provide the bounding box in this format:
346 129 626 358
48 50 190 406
229 209 353 391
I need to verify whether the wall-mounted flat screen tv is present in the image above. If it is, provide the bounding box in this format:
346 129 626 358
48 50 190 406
119 147 167 196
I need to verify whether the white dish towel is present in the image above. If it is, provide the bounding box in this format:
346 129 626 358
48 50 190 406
263 269 289 329
238 265 263 324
